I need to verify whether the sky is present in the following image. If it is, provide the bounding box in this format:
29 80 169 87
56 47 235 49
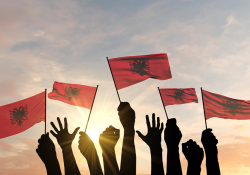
1 0 250 174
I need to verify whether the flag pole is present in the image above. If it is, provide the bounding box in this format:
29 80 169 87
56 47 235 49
106 57 121 102
85 85 99 132
45 89 47 134
157 87 169 119
200 87 208 129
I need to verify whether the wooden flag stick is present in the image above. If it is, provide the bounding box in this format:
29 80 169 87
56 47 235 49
45 89 47 134
157 87 169 119
106 57 121 102
200 87 208 129
85 85 99 132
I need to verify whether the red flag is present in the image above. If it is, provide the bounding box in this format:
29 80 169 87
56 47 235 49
0 92 45 139
108 53 172 90
159 88 198 106
202 89 250 120
48 81 97 109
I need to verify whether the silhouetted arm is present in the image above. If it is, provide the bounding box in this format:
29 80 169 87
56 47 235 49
118 102 136 175
78 132 103 175
99 126 120 175
165 118 182 175
182 139 204 175
201 129 220 175
36 133 62 175
50 117 80 175
136 114 164 175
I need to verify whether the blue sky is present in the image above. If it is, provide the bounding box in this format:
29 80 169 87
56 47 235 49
1 0 250 174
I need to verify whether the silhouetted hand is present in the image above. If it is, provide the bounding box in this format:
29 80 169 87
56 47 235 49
36 133 62 175
201 128 218 153
78 132 96 160
100 126 120 175
164 118 182 149
118 102 135 129
201 129 220 175
137 114 164 175
50 117 80 149
79 132 104 175
136 114 164 149
99 125 120 151
182 139 204 167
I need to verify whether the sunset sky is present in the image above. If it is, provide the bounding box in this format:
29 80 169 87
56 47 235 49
1 0 250 174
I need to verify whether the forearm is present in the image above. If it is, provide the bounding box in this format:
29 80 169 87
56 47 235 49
62 146 81 175
150 147 164 175
86 151 103 175
120 128 136 175
186 164 201 175
205 149 220 175
166 147 182 175
102 149 119 175
45 159 62 175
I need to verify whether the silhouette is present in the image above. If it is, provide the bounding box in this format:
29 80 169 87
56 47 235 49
50 117 80 175
118 102 136 175
165 118 183 175
99 126 120 175
201 129 221 175
36 133 62 175
78 131 103 175
182 139 204 175
136 113 164 175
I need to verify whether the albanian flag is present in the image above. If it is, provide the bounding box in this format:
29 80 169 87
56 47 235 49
159 88 198 106
202 89 250 120
0 91 45 139
108 53 172 90
48 81 97 109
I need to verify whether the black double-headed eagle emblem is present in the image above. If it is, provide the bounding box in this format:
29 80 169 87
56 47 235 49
9 105 28 126
129 59 150 76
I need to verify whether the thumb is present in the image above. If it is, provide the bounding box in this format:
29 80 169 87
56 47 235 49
72 127 80 137
136 130 145 141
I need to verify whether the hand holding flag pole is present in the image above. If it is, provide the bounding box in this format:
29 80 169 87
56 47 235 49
85 85 99 132
200 87 208 129
106 57 121 102
157 87 169 119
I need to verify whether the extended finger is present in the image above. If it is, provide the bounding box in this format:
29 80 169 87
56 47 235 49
160 122 164 132
64 117 68 130
136 130 145 141
57 117 63 130
72 127 80 137
157 117 160 129
152 113 156 128
50 130 57 138
50 122 59 133
146 115 151 129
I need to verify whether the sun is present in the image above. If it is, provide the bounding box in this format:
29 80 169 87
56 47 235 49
87 129 100 141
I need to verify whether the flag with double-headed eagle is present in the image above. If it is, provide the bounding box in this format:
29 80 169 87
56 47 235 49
0 91 45 139
202 89 250 120
108 53 172 90
48 81 97 109
159 88 198 106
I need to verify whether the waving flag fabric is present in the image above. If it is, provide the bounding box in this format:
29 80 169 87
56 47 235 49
159 88 198 106
0 91 45 139
202 89 250 120
48 81 97 109
108 53 172 90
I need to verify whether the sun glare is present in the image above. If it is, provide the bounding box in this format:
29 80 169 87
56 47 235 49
87 129 100 141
